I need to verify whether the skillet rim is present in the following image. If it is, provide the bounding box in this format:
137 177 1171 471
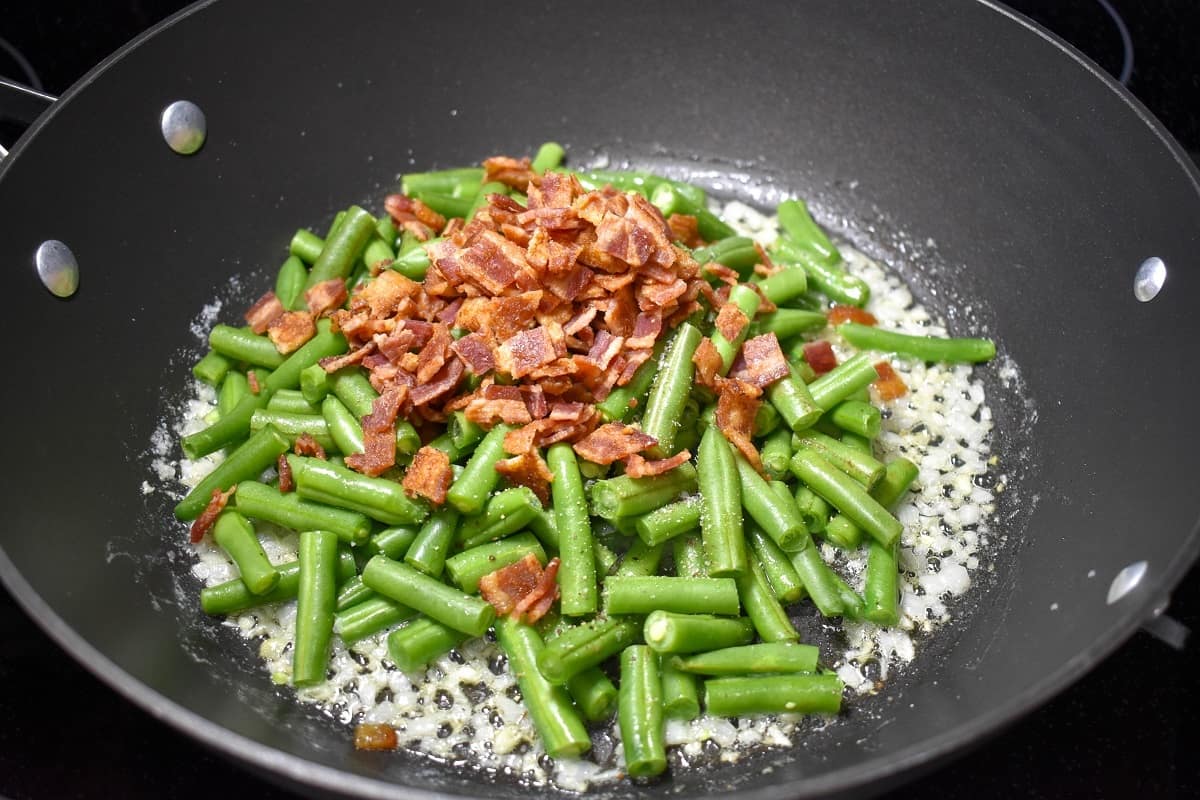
1 0 1198 797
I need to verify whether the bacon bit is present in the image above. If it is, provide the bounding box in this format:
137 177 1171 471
827 305 877 326
753 242 779 276
623 449 691 478
489 291 543 341
414 324 453 384
401 446 452 505
320 341 376 373
479 553 560 623
666 213 704 248
247 370 261 395
513 557 560 623
385 194 446 238
498 327 557 379
277 454 295 493
344 387 406 477
730 333 790 388
245 291 286 334
585 331 625 371
305 279 348 316
293 433 327 459
572 423 657 465
495 449 554 505
483 155 535 191
409 358 464 407
527 171 580 210
354 723 398 752
873 360 908 401
189 487 235 544
803 340 838 375
451 332 495 375
715 303 750 343
715 378 763 473
626 312 662 350
692 337 723 389
267 310 317 355
458 230 529 295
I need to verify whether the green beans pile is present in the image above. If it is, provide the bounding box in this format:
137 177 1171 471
179 143 997 780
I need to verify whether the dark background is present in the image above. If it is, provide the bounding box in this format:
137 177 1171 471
2 1 1198 798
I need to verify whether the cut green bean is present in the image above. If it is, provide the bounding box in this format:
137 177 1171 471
233 480 372 545
642 611 755 654
737 556 799 642
567 666 618 723
325 210 346 238
211 511 279 595
193 350 232 387
537 617 641 685
593 540 619 576
527 507 560 552
465 180 508 221
772 239 869 307
497 618 592 759
334 575 374 612
766 363 824 432
444 533 547 593
548 443 597 616
361 556 495 637
447 410 485 451
268 388 319 415
391 233 432 280
634 496 700 547
676 642 820 676
217 371 250 418
405 507 461 577
249 409 335 452
690 235 761 276
411 191 473 219
838 322 996 363
640 321 702 456
401 167 485 198
330 368 378 419
821 515 863 550
209 325 284 369
673 533 708 578
289 455 428 526
860 458 920 625
754 401 782 437
760 428 794 481
262 319 348 396
446 424 512 515
733 454 807 551
200 549 356 616
614 539 666 578
290 229 325 265
333 595 416 645
306 205 376 289
589 463 698 520
660 657 701 720
456 487 539 549
704 673 844 716
293 530 339 686
698 426 746 577
776 198 840 265
361 234 395 272
366 525 419 560
619 645 666 778
274 254 309 311
321 394 364 455
711 284 761 375
791 449 903 548
746 526 805 603
175 425 290 520
793 485 831 533
828 399 881 439
807 352 882 412
596 332 671 423
789 546 846 617
753 308 828 341
531 141 566 174
758 267 809 305
386 617 468 672
300 363 330 405
604 576 740 616
791 429 885 488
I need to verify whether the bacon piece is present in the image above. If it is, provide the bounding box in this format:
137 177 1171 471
586 331 625 370
267 310 316 355
245 291 285 334
692 336 723 389
498 327 557 379
277 454 295 493
376 328 417 363
667 213 704 248
189 487 235 544
409 358 464 407
803 340 838 375
457 230 529 294
715 378 763 473
247 370 261 395
414 324 453 384
715 303 750 343
451 332 495 375
357 270 422 318
730 333 790 388
483 155 534 191
293 433 327 460
354 723 398 752
623 449 692 478
495 449 554 505
479 553 559 623
513 557 560 623
527 171 580 210
320 341 376 373
401 446 452 505
626 312 662 350
873 360 909 401
490 291 543 341
305 279 348 316
605 285 638 338
344 429 395 477
572 423 657 465
827 305 878 326
703 263 739 286
385 194 447 238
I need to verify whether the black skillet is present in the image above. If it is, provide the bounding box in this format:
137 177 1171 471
1 0 1198 797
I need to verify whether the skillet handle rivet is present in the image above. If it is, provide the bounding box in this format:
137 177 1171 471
35 240 79 298
1106 560 1148 605
1133 257 1166 302
161 100 206 155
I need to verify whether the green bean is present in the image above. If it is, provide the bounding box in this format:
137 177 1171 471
789 546 845 618
547 443 597 616
831 571 866 620
193 350 231 387
330 368 378 419
642 611 755 654
200 549 355 615
233 480 371 545
209 325 284 369
175 425 290 520
672 533 708 578
366 525 419 560
405 507 461 577
386 617 468 673
737 556 799 642
840 432 873 455
361 234 395 272
375 215 397 246
793 485 831 533
856 458 920 625
410 191 473 219
698 426 746 577
394 420 420 456
593 540 620 576
210 511 279 595
325 210 346 238
776 198 841 265
790 450 903 548
426 432 463 464
754 401 782 437
361 556 495 637
334 575 374 612
746 526 805 604
752 309 828 340
496 618 592 758
828 399 881 439
596 332 671 423
676 642 820 676
567 666 618 723
807 352 881 412
838 322 996 363
249 409 335 452
258 323 346 400
704 673 844 716
537 617 641 685
604 576 740 616
711 284 761 375
391 234 431 280
527 507 560 552
772 239 869 307
691 236 759 276
589 463 698 520
320 395 364 456
299 363 330 405
290 229 324 265
640 321 702 456
289 455 429 527
401 167 485 198
660 657 701 720
649 184 733 242
456 487 539 550
444 533 547 593
465 180 508 221
531 141 566 174
275 254 309 310
758 267 809 305
733 454 806 551
217 370 249 418
305 206 376 289
333 595 416 645
268 388 319 415
447 410 485 451
615 538 666 578
634 496 700 547
791 430 885 489
446 424 512 515
766 363 824 433
761 429 794 481
293 530 339 686
619 645 667 778
821 515 863 550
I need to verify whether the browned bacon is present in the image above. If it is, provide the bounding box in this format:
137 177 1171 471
401 446 452 505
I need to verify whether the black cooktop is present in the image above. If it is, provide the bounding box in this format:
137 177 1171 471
2 2 1198 798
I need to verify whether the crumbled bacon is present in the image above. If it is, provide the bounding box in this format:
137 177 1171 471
268 310 317 354
873 360 908 401
354 723 398 751
189 487 235 544
277 454 294 493
513 557 560 623
483 156 535 191
827 304 877 326
451 332 495 375
245 291 285 334
479 553 560 623
345 386 406 476
293 433 327 459
692 337 723 389
715 378 763 473
401 446 452 505
803 340 838 375
495 449 554 505
715 303 749 343
666 213 704 248
385 194 446 242
305 279 348 316
623 449 691 478
319 341 376 373
730 333 790 388
572 423 658 465
247 370 261 395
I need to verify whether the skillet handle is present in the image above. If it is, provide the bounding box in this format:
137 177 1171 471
0 76 58 159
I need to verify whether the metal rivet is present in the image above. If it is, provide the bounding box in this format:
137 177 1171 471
160 100 206 155
1106 560 1148 605
1133 257 1166 302
35 240 79 298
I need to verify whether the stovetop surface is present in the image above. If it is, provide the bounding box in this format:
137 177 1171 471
2 1 1198 798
